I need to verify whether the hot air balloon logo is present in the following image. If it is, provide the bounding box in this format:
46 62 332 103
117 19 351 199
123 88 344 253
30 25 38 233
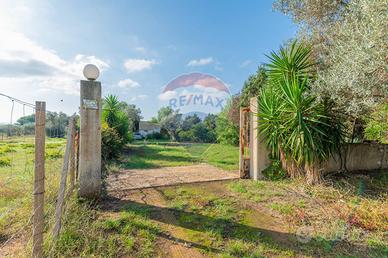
159 73 230 118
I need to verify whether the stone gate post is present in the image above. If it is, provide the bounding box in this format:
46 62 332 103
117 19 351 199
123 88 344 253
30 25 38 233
79 79 102 198
249 97 270 180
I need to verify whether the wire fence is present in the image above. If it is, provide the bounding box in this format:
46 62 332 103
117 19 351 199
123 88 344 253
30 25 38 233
0 93 80 257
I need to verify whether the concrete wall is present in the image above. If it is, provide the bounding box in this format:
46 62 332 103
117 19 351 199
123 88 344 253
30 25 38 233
325 143 388 173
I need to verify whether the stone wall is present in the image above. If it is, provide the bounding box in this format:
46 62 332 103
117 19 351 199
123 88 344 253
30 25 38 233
325 143 388 173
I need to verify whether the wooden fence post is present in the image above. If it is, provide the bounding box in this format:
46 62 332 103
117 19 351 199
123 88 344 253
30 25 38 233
33 101 45 258
52 117 75 239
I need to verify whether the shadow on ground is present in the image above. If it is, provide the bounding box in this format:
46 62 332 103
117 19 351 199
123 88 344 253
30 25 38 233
119 144 199 169
101 194 381 257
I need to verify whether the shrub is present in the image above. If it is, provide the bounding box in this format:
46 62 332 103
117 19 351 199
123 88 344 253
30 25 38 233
145 132 166 140
102 124 124 161
178 123 216 143
0 157 11 167
216 97 240 146
262 160 287 181
102 95 131 144
45 149 63 159
177 130 192 142
216 116 239 146
0 145 15 154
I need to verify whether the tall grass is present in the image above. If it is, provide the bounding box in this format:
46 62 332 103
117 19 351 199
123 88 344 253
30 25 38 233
0 137 65 255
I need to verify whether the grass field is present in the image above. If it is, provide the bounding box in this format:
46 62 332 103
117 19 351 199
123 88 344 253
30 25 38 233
114 141 239 171
0 136 66 255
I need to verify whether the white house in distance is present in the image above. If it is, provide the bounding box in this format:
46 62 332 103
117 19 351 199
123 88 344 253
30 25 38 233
138 121 161 137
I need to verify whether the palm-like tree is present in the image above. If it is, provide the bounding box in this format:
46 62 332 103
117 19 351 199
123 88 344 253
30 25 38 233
103 95 131 143
103 95 121 128
259 41 343 184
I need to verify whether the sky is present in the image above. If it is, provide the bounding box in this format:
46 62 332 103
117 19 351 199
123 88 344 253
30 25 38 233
0 0 296 123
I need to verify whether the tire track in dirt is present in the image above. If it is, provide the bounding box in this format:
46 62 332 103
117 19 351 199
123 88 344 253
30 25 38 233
107 187 207 258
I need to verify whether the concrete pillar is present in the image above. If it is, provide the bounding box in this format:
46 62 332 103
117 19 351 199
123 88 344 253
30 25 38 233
79 80 102 198
249 97 270 180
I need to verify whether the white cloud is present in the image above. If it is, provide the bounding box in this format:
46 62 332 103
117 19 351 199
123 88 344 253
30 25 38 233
117 78 140 88
0 29 109 95
123 58 157 73
134 47 147 53
240 60 252 68
130 94 148 102
158 90 177 100
187 57 214 67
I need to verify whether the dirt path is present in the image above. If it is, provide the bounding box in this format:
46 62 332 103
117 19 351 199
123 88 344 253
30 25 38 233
106 164 239 191
104 187 207 258
104 179 294 258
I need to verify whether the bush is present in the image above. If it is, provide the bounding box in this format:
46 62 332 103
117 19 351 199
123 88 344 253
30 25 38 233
262 160 287 181
215 97 240 146
177 130 192 142
0 157 11 167
216 116 239 146
178 123 216 143
45 149 63 159
145 132 166 140
102 124 124 161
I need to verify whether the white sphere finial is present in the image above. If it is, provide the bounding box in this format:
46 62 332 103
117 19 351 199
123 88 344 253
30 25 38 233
83 64 100 80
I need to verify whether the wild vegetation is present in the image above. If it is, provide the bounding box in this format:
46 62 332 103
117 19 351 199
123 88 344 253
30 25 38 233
101 95 142 160
1 0 387 257
6 139 379 257
0 137 66 256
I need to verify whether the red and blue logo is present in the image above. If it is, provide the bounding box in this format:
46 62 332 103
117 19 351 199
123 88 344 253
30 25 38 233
159 72 230 117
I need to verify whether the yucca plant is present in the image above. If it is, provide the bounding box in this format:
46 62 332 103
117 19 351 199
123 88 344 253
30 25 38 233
258 86 283 160
266 40 315 85
259 41 344 184
102 94 131 143
103 95 121 127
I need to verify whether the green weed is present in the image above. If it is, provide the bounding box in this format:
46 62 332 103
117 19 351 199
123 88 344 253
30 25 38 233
270 203 294 215
0 157 11 167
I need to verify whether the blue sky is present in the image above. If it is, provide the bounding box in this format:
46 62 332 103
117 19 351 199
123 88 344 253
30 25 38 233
0 0 296 123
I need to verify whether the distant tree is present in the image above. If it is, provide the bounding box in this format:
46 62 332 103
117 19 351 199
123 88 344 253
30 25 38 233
159 108 182 141
119 102 142 132
192 123 216 143
156 106 174 122
216 97 240 146
149 117 158 123
240 66 267 107
45 111 69 138
181 114 201 131
203 114 217 131
16 114 35 125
